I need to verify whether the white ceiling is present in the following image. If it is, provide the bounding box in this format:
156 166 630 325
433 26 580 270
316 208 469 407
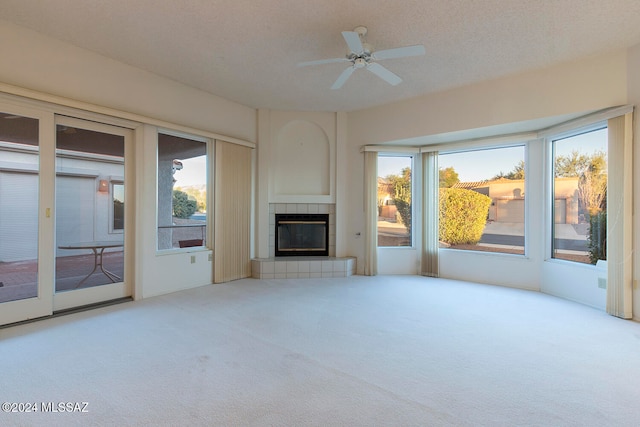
1 0 640 113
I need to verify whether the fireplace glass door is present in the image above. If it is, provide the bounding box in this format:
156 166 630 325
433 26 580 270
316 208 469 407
275 214 329 257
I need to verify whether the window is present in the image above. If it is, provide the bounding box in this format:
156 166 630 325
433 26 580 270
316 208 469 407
0 112 39 303
552 127 607 264
438 145 525 255
377 155 412 247
112 182 124 231
157 132 208 250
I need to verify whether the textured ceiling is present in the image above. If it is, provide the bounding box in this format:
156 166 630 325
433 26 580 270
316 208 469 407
1 0 640 112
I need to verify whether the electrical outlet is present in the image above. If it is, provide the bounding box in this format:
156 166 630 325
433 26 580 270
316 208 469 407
190 255 196 264
598 278 607 289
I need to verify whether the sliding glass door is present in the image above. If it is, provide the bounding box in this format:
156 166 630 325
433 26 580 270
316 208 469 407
53 116 132 311
0 106 134 325
0 106 55 325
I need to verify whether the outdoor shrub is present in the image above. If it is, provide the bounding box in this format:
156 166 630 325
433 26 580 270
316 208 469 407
439 188 491 245
588 211 606 264
173 189 197 219
393 198 412 242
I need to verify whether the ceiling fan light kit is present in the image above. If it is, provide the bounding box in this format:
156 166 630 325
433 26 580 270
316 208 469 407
298 26 425 90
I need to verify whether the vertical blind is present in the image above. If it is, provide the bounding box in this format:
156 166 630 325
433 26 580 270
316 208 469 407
421 151 439 277
214 140 253 283
606 112 633 319
363 151 378 276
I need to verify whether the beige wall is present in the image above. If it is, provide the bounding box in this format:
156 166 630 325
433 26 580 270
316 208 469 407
347 51 628 146
0 20 256 143
255 110 338 258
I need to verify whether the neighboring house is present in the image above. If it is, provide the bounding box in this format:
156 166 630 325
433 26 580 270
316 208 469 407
377 177 397 220
0 143 124 262
453 177 579 224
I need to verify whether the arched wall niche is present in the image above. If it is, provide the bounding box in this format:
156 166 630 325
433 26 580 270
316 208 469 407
273 120 330 196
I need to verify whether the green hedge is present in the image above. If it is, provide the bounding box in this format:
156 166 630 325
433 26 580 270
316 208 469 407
393 198 412 239
588 211 606 264
439 188 491 245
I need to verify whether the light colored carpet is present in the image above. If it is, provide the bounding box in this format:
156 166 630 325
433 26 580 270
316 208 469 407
2 275 640 426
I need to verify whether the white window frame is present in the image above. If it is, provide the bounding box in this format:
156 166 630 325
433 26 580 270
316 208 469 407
546 121 607 264
110 180 125 234
156 128 211 253
438 142 528 257
377 153 415 249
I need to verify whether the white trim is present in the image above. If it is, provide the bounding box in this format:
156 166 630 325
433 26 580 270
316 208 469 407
422 132 537 154
362 133 537 154
0 141 39 153
0 161 38 173
361 106 633 155
0 83 255 149
537 105 633 138
361 145 420 153
543 121 608 143
158 127 211 144
55 149 124 164
56 167 101 178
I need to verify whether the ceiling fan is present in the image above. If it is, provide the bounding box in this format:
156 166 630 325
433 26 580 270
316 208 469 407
298 26 425 90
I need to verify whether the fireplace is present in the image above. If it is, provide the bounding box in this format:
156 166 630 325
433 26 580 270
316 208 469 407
275 214 329 257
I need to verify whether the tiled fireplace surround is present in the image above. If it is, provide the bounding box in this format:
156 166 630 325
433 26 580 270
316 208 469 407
251 203 356 279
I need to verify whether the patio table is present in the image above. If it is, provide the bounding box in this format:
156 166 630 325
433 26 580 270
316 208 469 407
58 241 124 288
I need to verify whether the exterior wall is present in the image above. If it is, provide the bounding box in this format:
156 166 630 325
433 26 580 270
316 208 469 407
0 148 123 261
489 179 525 199
553 178 580 224
467 178 578 224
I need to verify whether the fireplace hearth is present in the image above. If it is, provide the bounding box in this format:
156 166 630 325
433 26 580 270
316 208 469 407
275 214 329 257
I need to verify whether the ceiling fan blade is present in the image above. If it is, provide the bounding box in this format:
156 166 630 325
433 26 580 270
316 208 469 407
297 57 350 67
373 45 426 61
342 31 364 54
331 66 355 90
366 62 402 86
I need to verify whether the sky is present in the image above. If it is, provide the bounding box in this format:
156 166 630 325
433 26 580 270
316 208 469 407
379 127 607 182
173 155 207 187
173 129 607 186
439 146 524 182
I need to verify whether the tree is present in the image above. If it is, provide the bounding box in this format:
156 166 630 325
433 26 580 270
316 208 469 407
579 166 607 217
439 167 459 188
175 186 206 212
555 150 607 217
555 150 591 178
172 190 197 219
506 160 525 179
387 167 412 242
492 160 525 180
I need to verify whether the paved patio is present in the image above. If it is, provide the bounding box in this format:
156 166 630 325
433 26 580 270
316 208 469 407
0 251 124 304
